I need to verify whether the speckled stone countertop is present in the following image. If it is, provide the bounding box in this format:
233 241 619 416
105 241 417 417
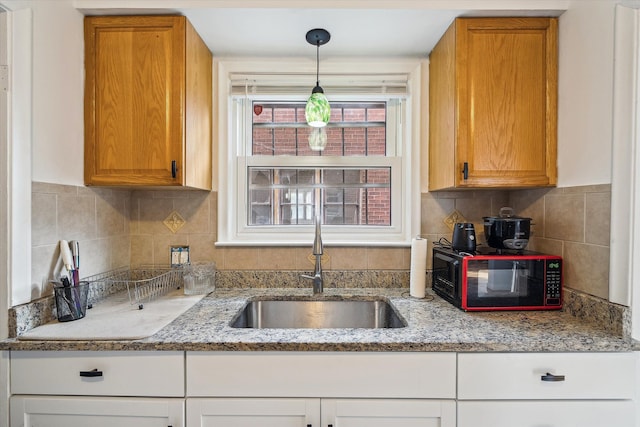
2 287 638 352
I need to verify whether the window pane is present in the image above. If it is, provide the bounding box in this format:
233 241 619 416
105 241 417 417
249 169 273 225
252 102 386 156
248 167 390 226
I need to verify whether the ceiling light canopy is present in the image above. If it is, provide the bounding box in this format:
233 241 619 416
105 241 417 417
305 28 331 129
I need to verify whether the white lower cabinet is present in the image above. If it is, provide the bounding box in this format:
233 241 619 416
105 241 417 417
10 351 186 426
323 398 455 427
187 398 319 427
458 400 634 427
185 352 458 427
10 396 185 427
457 352 637 427
187 397 455 427
9 350 637 426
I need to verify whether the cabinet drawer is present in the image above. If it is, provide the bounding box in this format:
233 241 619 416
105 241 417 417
458 401 635 427
187 352 456 398
458 352 636 400
11 351 184 397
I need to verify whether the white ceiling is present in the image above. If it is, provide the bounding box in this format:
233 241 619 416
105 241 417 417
77 1 567 59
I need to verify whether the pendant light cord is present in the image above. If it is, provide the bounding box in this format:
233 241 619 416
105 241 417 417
316 42 320 87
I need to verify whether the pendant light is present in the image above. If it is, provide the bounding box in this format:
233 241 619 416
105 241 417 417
305 28 331 128
308 127 328 151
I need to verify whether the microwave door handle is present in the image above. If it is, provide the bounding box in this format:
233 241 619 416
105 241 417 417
511 262 517 293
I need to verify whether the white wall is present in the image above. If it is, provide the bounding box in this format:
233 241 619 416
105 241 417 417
1 0 84 306
557 0 617 187
32 1 84 185
4 0 84 186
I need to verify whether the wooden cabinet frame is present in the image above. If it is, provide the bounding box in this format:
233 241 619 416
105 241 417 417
429 17 558 190
84 16 212 189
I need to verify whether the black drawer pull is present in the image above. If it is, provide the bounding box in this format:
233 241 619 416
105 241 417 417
79 368 103 378
462 162 469 180
171 160 177 178
541 372 565 382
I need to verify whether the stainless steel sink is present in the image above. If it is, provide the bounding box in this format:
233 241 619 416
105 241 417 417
230 299 407 329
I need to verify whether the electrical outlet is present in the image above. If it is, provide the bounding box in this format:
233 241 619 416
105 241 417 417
171 246 190 267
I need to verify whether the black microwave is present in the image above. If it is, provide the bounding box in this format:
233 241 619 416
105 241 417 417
432 247 562 311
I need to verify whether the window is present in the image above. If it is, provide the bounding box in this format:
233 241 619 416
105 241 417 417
249 102 390 227
217 59 421 246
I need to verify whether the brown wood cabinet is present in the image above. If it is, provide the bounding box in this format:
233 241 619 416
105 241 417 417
428 17 558 190
84 16 212 189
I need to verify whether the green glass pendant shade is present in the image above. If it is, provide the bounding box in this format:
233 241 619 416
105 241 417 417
305 90 331 128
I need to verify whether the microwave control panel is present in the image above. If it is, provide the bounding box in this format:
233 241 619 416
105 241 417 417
545 259 562 306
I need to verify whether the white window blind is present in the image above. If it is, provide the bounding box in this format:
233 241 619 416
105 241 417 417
229 73 410 96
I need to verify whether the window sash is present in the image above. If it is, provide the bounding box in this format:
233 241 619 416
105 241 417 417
247 166 392 226
236 155 404 239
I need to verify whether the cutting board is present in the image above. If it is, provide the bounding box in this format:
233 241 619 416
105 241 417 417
18 289 205 341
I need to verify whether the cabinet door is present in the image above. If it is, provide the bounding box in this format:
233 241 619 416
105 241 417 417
84 16 185 186
458 401 635 427
321 399 456 427
186 398 320 427
456 17 557 188
10 396 184 427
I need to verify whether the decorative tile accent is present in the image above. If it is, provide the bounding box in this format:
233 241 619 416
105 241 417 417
163 211 186 233
443 209 467 230
307 252 330 266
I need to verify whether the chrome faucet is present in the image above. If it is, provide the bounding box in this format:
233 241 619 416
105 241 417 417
301 216 324 294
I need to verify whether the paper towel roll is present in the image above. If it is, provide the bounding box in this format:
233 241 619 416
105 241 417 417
410 237 428 298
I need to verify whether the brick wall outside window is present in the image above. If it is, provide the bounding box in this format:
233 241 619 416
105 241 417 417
250 102 391 225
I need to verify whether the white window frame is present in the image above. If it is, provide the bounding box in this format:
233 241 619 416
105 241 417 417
216 58 423 247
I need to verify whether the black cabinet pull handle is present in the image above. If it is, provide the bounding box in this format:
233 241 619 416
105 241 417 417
541 372 565 382
171 160 177 178
79 368 103 378
462 162 469 180
307 425 312 427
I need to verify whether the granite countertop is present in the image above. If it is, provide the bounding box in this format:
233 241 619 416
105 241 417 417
2 287 638 352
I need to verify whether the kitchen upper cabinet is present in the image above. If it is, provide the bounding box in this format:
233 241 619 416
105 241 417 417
84 16 212 189
428 17 558 190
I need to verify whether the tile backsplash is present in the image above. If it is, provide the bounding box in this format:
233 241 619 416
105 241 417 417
421 184 613 301
31 182 130 300
32 182 615 304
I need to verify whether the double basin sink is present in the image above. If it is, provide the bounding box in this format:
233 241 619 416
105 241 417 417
231 298 407 329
